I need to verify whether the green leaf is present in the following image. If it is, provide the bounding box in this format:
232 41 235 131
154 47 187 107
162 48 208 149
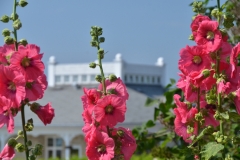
145 120 155 128
145 97 159 107
188 127 210 148
159 103 167 114
201 142 224 160
228 112 240 121
164 91 174 105
220 111 229 120
154 107 160 120
170 78 176 85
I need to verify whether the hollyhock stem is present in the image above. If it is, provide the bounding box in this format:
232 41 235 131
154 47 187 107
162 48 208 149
20 104 29 159
13 0 18 51
96 39 106 95
197 87 201 160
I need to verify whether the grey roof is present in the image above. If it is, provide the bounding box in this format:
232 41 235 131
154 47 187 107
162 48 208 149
14 84 163 127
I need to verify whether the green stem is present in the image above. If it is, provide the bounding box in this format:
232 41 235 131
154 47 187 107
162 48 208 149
13 0 18 51
197 87 201 160
21 104 29 159
96 37 106 95
217 0 220 10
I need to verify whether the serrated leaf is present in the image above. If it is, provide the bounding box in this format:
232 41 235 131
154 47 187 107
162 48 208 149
145 97 159 107
201 142 224 160
145 120 155 128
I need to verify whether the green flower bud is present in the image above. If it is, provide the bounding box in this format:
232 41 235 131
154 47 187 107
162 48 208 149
89 62 97 68
188 34 194 41
0 15 10 23
98 48 104 54
187 125 194 134
99 37 105 43
202 69 210 78
211 8 219 18
91 36 97 41
4 36 14 45
18 130 24 137
8 138 18 147
109 74 117 82
25 118 34 131
197 1 203 8
28 155 36 160
10 13 19 20
192 1 198 7
18 0 28 7
95 75 102 82
27 140 32 146
97 27 103 36
13 19 22 30
2 28 11 37
32 144 43 156
19 39 28 46
107 88 117 95
117 130 124 137
90 41 98 47
15 143 25 152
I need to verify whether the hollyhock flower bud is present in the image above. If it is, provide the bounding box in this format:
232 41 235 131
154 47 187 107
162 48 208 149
32 144 43 156
30 103 55 125
90 41 97 47
19 39 28 46
2 28 11 37
95 75 102 82
18 0 28 7
13 19 22 30
10 13 19 21
4 36 14 45
109 74 117 82
89 62 96 68
0 144 15 159
7 138 18 148
0 15 10 23
18 130 24 136
15 143 25 152
98 48 104 54
99 37 105 43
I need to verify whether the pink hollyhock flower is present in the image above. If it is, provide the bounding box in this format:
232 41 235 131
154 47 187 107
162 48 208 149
178 45 210 75
217 81 231 95
0 44 15 65
200 101 219 127
234 89 240 114
0 110 14 133
30 103 54 125
0 144 15 160
99 78 129 101
113 127 136 160
25 74 47 101
86 130 114 160
230 43 240 78
10 44 44 81
191 14 211 38
0 66 25 107
94 95 126 127
195 20 222 53
173 94 198 143
81 88 101 115
0 96 12 114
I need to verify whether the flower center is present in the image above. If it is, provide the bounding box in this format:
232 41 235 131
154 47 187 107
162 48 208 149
21 57 31 67
206 31 214 40
26 81 34 89
192 55 202 64
97 144 106 154
105 105 114 114
8 82 16 91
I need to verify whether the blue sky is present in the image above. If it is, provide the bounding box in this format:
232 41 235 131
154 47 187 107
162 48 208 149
0 0 224 84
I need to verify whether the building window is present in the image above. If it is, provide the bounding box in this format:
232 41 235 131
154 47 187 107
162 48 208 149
136 76 138 82
55 75 61 83
72 75 78 82
124 75 127 82
141 76 144 83
64 75 69 82
46 137 64 159
81 75 87 82
157 77 161 84
129 75 133 82
147 76 150 83
90 75 95 82
152 77 155 83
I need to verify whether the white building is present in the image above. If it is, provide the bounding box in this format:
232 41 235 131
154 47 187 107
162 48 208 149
0 54 165 160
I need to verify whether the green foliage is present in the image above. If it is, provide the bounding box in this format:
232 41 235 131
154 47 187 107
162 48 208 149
201 142 224 160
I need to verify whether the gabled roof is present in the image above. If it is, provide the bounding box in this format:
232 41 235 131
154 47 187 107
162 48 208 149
14 84 164 127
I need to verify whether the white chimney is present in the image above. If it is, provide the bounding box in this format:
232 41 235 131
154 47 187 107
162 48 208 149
48 56 57 87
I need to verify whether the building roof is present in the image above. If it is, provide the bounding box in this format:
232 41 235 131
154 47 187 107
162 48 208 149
14 84 164 127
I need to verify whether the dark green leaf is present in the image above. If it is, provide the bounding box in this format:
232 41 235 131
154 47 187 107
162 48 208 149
154 107 160 120
145 120 155 128
220 111 229 120
229 112 240 121
170 78 176 85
